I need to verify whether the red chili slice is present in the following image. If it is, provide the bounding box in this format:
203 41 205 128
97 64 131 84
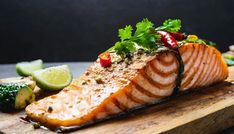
157 31 178 49
99 52 112 67
169 32 184 41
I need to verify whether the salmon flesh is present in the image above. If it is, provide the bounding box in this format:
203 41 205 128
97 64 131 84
25 43 228 130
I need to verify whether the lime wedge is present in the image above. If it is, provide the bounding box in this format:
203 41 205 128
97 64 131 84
16 59 43 76
32 65 72 91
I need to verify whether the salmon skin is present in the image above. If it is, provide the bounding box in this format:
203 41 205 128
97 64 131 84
26 43 228 131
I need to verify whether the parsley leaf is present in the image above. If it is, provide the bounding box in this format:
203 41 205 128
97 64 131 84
118 25 133 41
114 41 137 55
107 18 216 57
109 18 161 56
114 19 181 55
156 19 181 32
133 32 160 50
202 39 216 46
114 42 127 55
133 19 160 50
135 18 154 36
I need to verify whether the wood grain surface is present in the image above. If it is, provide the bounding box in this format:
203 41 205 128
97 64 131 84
0 64 233 134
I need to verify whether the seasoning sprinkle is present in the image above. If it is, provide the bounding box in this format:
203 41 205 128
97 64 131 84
48 106 53 113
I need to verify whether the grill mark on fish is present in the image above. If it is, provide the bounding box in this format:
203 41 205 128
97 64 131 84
186 45 209 88
192 47 211 88
104 100 122 114
111 97 127 111
149 61 177 77
146 64 177 86
115 90 140 109
130 85 155 103
182 44 200 83
140 69 174 89
134 74 173 96
124 87 145 104
132 81 162 98
199 51 216 86
182 44 205 89
202 52 218 86
181 44 195 64
156 53 175 66
208 54 221 85
193 47 214 87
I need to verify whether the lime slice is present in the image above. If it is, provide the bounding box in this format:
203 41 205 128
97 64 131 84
16 59 43 76
32 65 72 91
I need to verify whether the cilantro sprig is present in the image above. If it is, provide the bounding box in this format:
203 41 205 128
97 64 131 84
108 18 182 56
118 25 133 41
155 19 181 32
107 18 216 57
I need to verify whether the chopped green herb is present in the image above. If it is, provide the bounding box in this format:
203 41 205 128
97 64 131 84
95 75 104 84
107 18 215 57
155 19 181 32
48 106 53 113
118 25 133 41
109 18 161 56
114 41 137 55
202 39 216 46
135 18 154 36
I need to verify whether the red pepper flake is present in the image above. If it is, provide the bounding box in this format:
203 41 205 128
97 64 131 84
99 52 112 67
158 31 178 49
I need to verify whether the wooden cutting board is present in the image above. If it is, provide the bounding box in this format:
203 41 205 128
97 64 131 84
0 67 234 134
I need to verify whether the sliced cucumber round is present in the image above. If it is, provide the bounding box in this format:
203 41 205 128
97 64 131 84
16 59 43 77
32 65 72 91
0 77 36 90
0 83 35 111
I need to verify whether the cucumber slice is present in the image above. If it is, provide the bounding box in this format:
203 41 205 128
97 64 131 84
0 77 36 89
16 59 43 76
0 83 35 111
15 86 35 109
32 65 72 91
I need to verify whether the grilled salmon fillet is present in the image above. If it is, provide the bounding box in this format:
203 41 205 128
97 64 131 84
25 43 228 129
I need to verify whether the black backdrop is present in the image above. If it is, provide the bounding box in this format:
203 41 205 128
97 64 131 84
1 0 234 63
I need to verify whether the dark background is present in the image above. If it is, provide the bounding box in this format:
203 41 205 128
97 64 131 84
1 0 234 63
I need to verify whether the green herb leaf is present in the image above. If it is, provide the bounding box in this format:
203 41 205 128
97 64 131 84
114 41 137 55
112 18 160 56
202 39 216 46
135 18 154 36
113 42 125 55
156 19 181 32
124 41 137 52
111 18 182 56
134 32 160 50
196 39 206 44
118 25 133 41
